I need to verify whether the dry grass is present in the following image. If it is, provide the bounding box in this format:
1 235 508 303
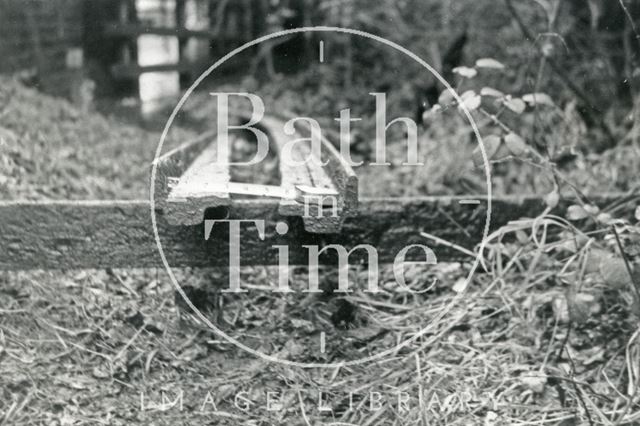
2 216 639 425
0 76 196 201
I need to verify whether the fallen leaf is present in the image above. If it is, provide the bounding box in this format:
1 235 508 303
283 339 305 357
569 292 601 323
92 366 110 379
522 93 554 106
291 318 315 333
453 66 478 78
515 230 529 244
347 326 384 342
60 413 76 426
583 347 605 366
585 248 613 273
553 296 570 323
600 258 631 289
484 411 499 426
521 374 547 393
452 278 468 293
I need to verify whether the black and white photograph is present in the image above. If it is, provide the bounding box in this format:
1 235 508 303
1 0 640 424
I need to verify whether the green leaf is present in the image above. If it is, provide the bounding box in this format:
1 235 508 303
480 87 505 98
475 58 505 70
567 205 589 221
453 66 478 78
504 132 527 155
522 93 554 107
459 90 481 112
421 105 442 126
545 191 559 209
438 89 455 107
472 135 501 167
503 97 526 114
584 204 600 215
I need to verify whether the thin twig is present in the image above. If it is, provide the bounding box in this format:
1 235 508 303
504 0 616 148
611 225 640 304
617 0 640 52
565 347 595 426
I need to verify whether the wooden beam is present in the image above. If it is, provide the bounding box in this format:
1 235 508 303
110 61 206 78
103 23 222 39
165 133 232 225
153 130 217 212
110 57 249 79
0 194 628 271
260 116 358 233
156 114 358 233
